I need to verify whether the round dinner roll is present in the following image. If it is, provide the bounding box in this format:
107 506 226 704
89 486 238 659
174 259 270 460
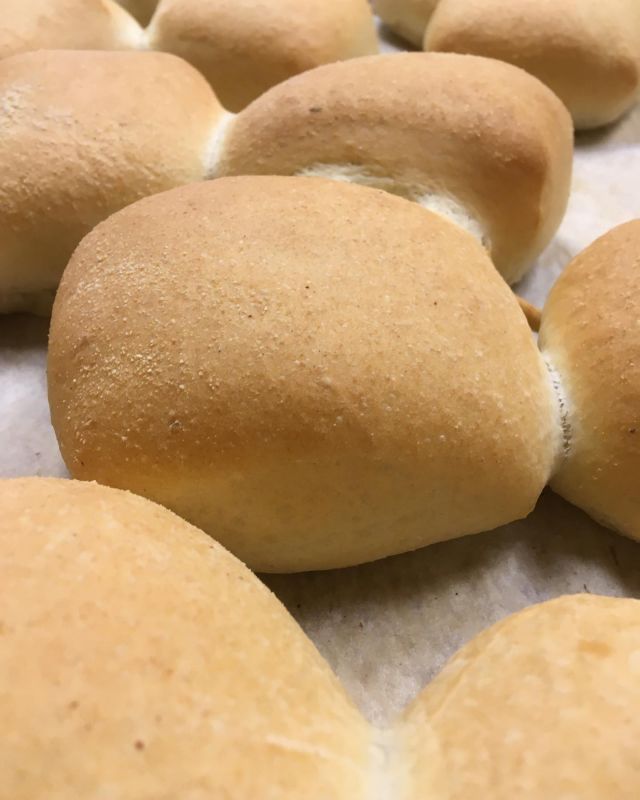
0 49 224 314
0 477 369 799
539 220 640 541
48 177 561 573
147 0 378 111
372 0 439 47
400 594 640 798
424 0 640 129
0 0 144 59
217 53 573 283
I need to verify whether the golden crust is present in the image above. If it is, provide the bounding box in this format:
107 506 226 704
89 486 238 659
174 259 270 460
217 53 573 283
425 0 640 129
539 220 640 540
0 477 369 799
48 176 559 572
0 50 223 311
400 594 640 798
148 0 378 111
0 0 143 57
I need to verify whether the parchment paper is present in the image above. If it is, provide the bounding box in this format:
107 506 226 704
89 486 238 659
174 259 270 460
1 24 640 725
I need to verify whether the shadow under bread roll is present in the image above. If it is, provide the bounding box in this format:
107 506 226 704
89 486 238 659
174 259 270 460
48 177 561 572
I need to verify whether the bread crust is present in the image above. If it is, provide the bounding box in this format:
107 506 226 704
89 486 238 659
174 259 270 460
218 53 573 283
0 0 144 57
48 176 560 572
401 594 640 798
0 50 224 312
540 220 640 540
424 0 640 129
148 0 378 111
0 477 369 799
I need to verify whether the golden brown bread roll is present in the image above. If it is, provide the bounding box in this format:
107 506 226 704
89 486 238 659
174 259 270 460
3 478 640 797
48 176 561 572
0 0 378 112
0 477 369 799
0 0 144 59
539 220 640 541
0 50 573 310
401 593 640 798
374 0 640 128
0 50 224 314
147 0 378 111
217 52 573 283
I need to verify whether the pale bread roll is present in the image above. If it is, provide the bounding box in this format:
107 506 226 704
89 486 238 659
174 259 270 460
400 594 640 798
0 50 224 314
539 220 640 541
48 177 560 573
217 53 573 283
0 0 144 59
3 485 640 796
0 477 369 799
373 0 439 47
424 0 640 129
148 0 378 111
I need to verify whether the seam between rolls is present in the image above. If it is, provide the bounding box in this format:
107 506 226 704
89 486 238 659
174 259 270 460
542 351 572 475
293 163 490 250
203 111 236 178
369 727 402 800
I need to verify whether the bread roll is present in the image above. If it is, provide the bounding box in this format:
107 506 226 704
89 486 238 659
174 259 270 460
148 0 378 111
0 477 369 799
0 50 224 314
539 221 640 541
0 0 144 59
0 50 572 311
0 0 377 112
372 0 439 47
3 492 638 797
424 0 640 129
401 594 640 798
48 176 561 572
217 53 573 283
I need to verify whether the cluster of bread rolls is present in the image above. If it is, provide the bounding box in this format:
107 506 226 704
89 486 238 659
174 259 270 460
374 0 640 128
2 477 639 797
47 176 640 572
0 49 573 313
2 4 639 793
1 0 377 111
